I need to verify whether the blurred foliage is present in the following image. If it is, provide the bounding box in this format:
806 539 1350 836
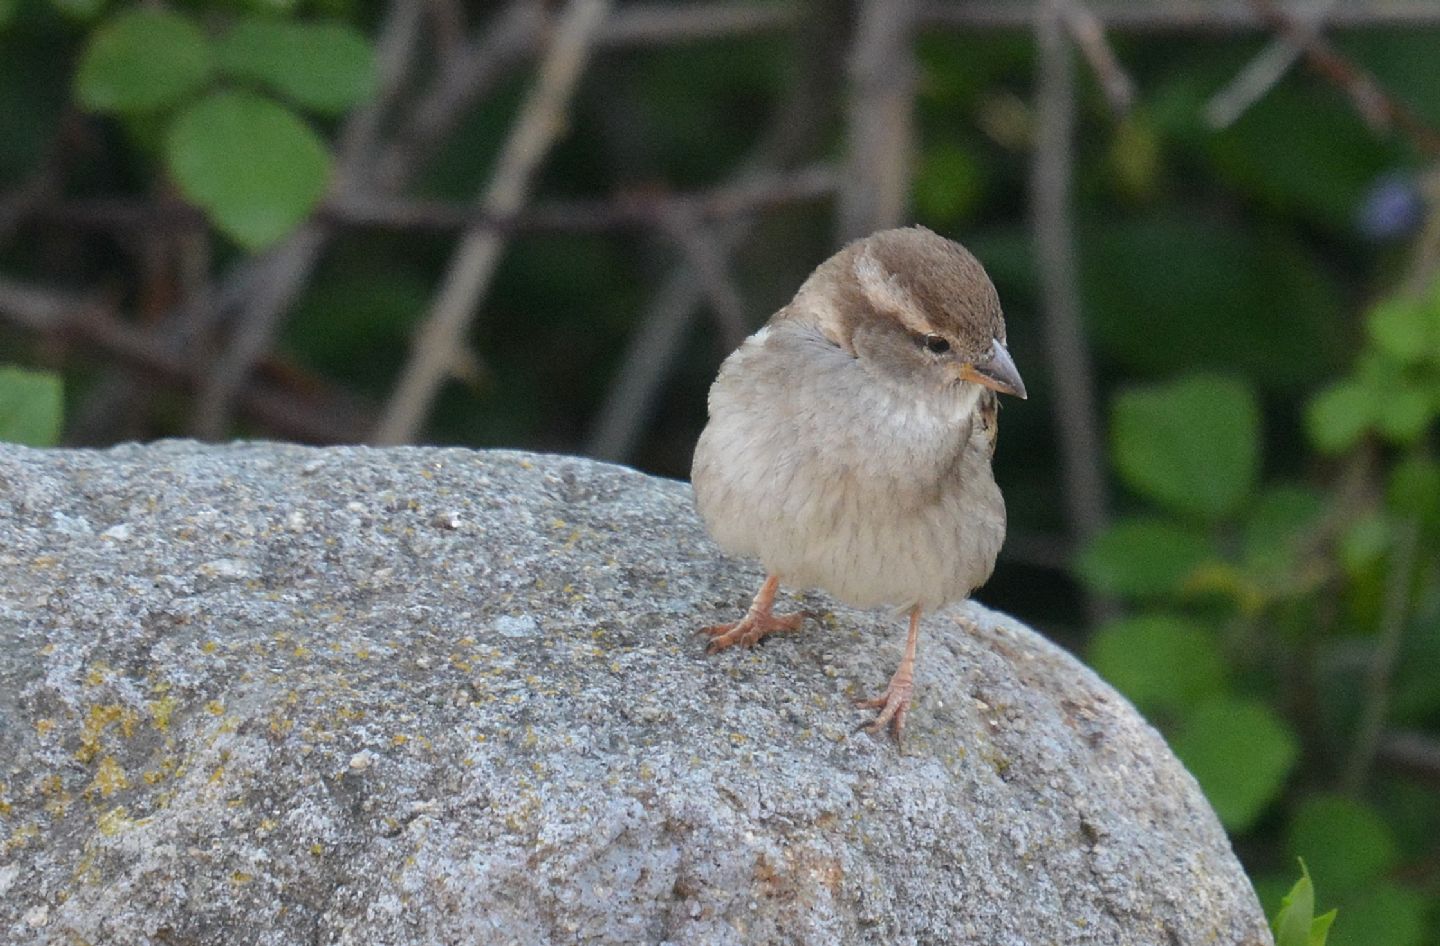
69 4 372 245
0 365 62 445
2 4 1440 940
1080 281 1440 943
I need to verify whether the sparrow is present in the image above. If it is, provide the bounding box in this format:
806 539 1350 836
690 226 1025 741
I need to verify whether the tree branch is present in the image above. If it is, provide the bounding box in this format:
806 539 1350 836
837 0 918 242
1031 0 1113 625
0 276 373 441
372 0 614 445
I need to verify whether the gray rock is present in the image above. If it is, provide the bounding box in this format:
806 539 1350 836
0 442 1272 946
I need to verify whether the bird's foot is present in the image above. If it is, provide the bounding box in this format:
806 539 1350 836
857 671 914 742
700 609 805 654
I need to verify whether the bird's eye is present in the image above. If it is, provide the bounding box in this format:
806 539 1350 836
924 334 951 354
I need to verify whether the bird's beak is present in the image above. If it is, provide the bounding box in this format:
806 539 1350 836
958 339 1027 399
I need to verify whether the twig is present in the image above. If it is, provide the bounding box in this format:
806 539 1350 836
1031 0 1112 625
1062 2 1135 115
190 225 330 438
370 1 545 194
1205 0 1338 129
372 2 803 195
1250 0 1440 155
188 0 426 439
0 276 373 441
659 207 752 354
837 0 918 242
328 165 838 233
919 0 1440 32
584 0 848 462
372 0 614 445
598 1 798 46
1343 519 1420 793
30 166 838 237
1376 729 1440 790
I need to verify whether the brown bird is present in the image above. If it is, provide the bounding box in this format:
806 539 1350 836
690 226 1025 740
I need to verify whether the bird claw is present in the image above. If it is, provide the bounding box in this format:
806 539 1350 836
856 675 913 743
700 610 805 653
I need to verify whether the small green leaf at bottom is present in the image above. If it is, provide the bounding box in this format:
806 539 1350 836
1273 860 1336 946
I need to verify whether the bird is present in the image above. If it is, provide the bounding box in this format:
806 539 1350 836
690 225 1025 741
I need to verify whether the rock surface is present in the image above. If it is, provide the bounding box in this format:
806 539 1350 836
0 441 1271 946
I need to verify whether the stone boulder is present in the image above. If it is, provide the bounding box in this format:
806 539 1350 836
0 442 1272 945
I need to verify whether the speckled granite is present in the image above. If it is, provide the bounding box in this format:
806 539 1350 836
0 441 1271 946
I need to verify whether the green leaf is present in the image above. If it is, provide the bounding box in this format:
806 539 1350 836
1339 513 1391 576
1386 455 1440 530
1075 518 1213 597
217 18 376 114
75 9 214 114
1287 794 1398 894
0 366 63 446
1172 696 1299 831
1376 384 1434 444
1243 486 1325 573
1089 615 1226 715
0 0 21 29
1367 295 1437 366
166 90 330 248
1307 380 1374 454
1273 861 1333 946
1111 374 1260 520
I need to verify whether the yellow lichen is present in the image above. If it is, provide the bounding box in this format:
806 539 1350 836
148 696 176 732
97 806 143 836
76 704 139 763
205 699 225 716
92 756 129 796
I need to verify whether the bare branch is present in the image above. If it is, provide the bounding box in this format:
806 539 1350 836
659 208 752 354
597 1 798 45
1250 0 1440 155
371 1 546 194
920 0 1440 32
188 0 427 440
33 166 838 238
838 0 918 242
328 165 838 233
373 0 614 445
1031 0 1112 624
0 276 373 441
584 1 849 463
1377 729 1440 790
1062 3 1135 115
1344 520 1421 792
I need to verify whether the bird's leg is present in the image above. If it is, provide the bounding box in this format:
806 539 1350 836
858 606 922 741
701 574 805 653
